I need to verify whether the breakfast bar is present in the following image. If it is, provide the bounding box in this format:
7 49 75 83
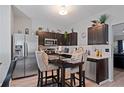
49 59 84 87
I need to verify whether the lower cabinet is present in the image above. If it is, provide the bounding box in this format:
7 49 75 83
85 58 108 84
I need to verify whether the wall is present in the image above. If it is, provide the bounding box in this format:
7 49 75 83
32 19 71 34
0 6 11 86
14 15 32 34
12 6 32 35
114 35 124 41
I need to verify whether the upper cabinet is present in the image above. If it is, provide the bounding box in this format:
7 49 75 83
36 31 77 46
88 24 108 45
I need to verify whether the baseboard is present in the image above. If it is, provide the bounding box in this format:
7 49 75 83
98 79 109 86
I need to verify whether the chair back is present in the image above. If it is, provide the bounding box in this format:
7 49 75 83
35 51 47 72
71 47 84 62
40 50 49 65
81 52 88 70
71 47 88 70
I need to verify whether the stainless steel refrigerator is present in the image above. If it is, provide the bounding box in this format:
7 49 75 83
12 33 38 79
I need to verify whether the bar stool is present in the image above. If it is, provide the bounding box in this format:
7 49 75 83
35 51 59 87
69 52 87 87
63 48 87 87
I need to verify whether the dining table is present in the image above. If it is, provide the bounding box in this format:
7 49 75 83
48 53 84 87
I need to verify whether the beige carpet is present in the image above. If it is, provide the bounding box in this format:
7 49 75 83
10 68 124 87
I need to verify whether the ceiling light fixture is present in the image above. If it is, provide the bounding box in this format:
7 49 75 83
59 5 68 15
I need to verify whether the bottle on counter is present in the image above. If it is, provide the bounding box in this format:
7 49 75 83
95 49 99 57
99 49 102 57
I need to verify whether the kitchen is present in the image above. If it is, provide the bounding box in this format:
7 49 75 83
0 5 117 87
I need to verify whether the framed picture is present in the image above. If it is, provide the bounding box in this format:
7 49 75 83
25 28 29 34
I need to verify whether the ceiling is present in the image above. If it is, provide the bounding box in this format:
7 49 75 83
14 5 112 26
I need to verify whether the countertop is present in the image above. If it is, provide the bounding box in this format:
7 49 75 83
58 52 109 60
88 56 109 60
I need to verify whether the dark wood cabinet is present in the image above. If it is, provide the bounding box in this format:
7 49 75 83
68 32 77 45
88 24 108 45
36 31 77 46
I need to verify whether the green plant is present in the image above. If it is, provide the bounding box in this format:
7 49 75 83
99 14 108 24
64 31 68 40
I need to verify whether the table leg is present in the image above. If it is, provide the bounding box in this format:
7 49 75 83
61 67 65 87
45 71 47 85
57 69 60 86
79 64 82 87
40 72 43 87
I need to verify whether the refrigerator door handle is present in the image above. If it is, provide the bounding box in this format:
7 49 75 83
26 42 28 57
24 42 28 57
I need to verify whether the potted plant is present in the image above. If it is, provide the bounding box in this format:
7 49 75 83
91 20 100 26
91 14 108 26
64 31 68 40
99 14 108 24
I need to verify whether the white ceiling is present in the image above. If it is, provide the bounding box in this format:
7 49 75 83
14 5 112 26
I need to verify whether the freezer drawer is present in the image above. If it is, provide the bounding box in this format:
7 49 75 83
25 56 38 76
12 58 25 79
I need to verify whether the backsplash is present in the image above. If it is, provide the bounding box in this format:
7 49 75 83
82 45 111 58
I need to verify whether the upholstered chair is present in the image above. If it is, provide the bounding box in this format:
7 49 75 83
35 51 59 87
62 47 87 87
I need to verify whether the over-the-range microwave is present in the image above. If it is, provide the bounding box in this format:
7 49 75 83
44 38 57 46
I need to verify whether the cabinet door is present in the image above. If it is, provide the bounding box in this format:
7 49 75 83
103 24 108 44
88 24 108 45
37 32 45 45
97 59 108 83
88 27 93 45
95 25 108 44
57 33 63 45
70 32 77 45
95 26 104 44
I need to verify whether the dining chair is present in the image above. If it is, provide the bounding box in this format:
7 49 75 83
35 51 59 87
63 47 87 87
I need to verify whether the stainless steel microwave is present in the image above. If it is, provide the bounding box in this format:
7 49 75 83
44 38 57 46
